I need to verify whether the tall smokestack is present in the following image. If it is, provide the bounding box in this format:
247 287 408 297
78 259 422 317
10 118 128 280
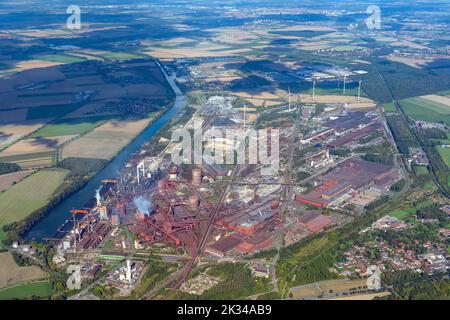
126 260 132 284
188 195 200 211
192 168 202 188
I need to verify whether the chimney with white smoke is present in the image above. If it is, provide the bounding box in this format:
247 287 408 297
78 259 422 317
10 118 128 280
95 187 102 207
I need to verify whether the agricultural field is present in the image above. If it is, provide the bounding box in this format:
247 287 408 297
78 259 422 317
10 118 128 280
244 98 281 107
329 292 391 300
0 58 173 168
233 91 283 101
33 54 86 64
299 94 376 109
0 170 35 193
399 95 450 125
61 118 152 160
0 281 52 300
0 252 48 289
0 59 172 120
0 168 69 237
3 60 63 74
0 120 53 151
318 279 368 293
0 135 76 168
289 278 368 299
0 151 57 169
302 86 363 97
289 286 321 298
101 52 142 61
0 136 74 156
387 56 432 69
30 117 110 138
144 47 248 59
436 146 450 168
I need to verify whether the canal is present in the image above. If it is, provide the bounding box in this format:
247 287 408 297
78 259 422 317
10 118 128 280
25 64 186 241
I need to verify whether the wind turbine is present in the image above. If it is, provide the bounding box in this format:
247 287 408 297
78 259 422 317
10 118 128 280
343 74 347 94
357 80 362 101
243 101 247 128
286 86 294 112
312 79 316 101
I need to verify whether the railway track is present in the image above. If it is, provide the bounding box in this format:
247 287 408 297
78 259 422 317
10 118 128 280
173 132 249 288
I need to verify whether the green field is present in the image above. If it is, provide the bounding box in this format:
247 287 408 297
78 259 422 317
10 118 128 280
383 102 398 113
414 165 429 175
0 281 52 300
390 208 415 220
0 169 69 231
34 54 85 64
436 146 450 168
389 200 434 220
30 116 112 137
400 97 450 125
101 52 141 61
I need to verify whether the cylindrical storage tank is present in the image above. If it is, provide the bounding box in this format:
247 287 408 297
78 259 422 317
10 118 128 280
192 168 202 187
188 195 199 211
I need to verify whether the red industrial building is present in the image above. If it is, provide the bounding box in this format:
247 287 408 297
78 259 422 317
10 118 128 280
327 122 380 148
236 230 274 255
205 233 246 257
295 158 396 208
218 210 277 235
298 211 333 233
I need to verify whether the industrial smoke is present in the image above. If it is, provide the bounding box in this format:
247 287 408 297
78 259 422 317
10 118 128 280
133 196 152 215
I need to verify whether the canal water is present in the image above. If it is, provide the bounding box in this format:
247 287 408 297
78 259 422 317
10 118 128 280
25 66 186 241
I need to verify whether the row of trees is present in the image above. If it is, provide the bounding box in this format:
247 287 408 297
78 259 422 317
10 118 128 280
386 115 418 154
